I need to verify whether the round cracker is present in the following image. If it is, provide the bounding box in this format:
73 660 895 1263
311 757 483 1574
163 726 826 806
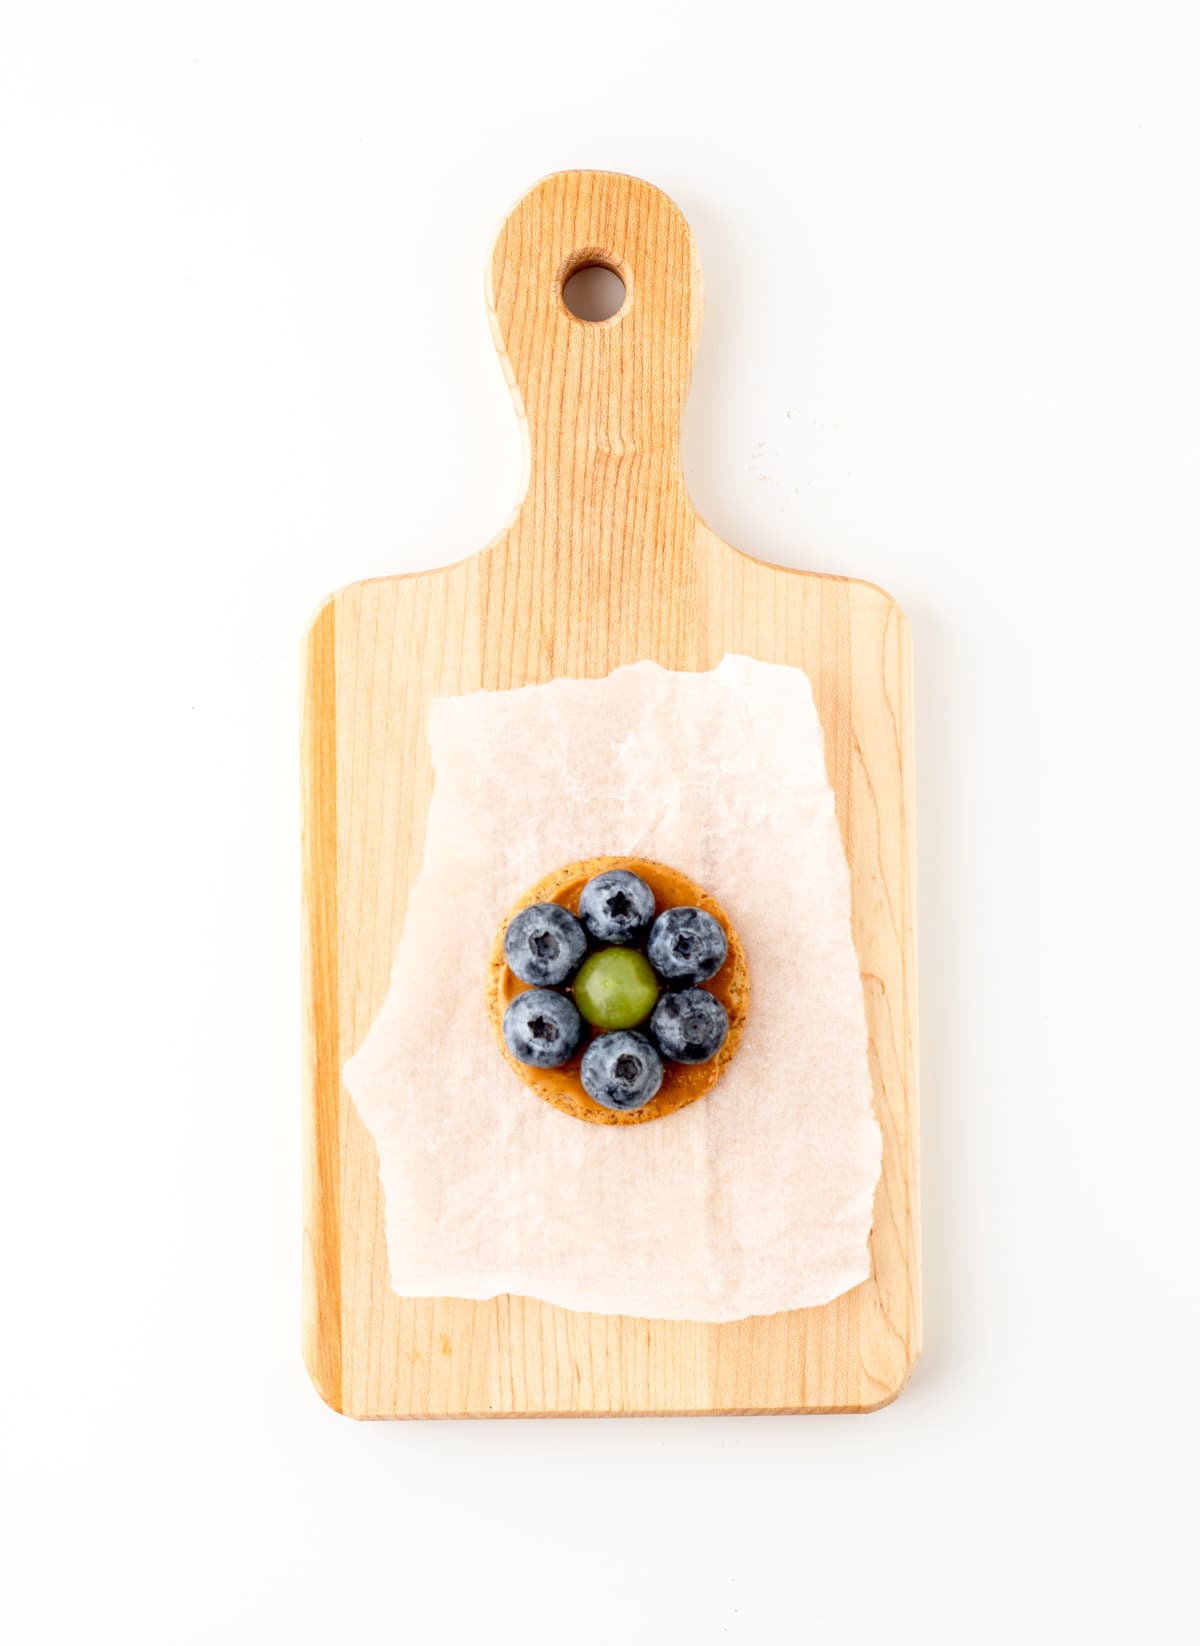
487 856 749 1125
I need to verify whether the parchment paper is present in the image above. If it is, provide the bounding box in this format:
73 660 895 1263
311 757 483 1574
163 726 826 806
343 655 881 1322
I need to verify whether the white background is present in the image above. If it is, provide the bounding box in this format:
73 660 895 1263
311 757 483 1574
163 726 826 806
2 3 1198 1642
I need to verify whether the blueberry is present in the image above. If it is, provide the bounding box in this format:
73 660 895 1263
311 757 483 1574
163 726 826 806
503 989 583 1068
580 1030 664 1111
503 902 587 986
650 988 728 1064
646 906 727 984
578 869 655 947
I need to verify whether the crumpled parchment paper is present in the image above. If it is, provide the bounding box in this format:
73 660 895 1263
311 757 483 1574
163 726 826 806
343 655 881 1322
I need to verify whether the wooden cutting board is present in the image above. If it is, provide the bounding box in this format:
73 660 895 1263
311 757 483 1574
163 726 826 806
302 170 920 1417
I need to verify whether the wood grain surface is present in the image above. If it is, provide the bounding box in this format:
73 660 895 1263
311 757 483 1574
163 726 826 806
302 170 919 1417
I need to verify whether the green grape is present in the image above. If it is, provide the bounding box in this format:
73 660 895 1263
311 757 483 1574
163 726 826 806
573 947 660 1030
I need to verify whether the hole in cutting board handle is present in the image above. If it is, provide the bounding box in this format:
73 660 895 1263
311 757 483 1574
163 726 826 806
560 259 628 323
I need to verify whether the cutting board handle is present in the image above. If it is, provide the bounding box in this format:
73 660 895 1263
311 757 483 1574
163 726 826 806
487 171 702 512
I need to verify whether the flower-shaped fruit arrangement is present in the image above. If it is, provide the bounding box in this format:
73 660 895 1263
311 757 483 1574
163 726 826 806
487 857 749 1126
